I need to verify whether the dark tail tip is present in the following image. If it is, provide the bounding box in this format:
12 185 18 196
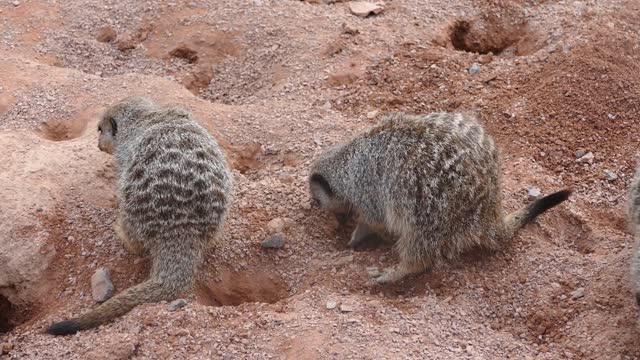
46 320 81 336
523 189 572 225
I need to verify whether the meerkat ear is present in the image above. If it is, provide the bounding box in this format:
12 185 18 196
109 118 118 137
309 173 333 207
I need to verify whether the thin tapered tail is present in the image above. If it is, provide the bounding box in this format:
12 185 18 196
502 189 572 238
46 278 178 336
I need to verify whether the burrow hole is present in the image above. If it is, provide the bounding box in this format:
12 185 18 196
448 19 540 56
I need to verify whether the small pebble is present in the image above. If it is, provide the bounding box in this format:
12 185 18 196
261 233 286 249
326 300 337 310
367 110 379 120
333 255 354 266
603 170 617 182
570 287 585 300
12 1 20 6
477 54 493 64
576 152 594 164
527 187 541 201
469 63 481 75
341 23 360 35
168 299 188 311
266 218 285 234
349 1 385 17
575 149 587 159
340 303 354 312
91 268 114 303
168 328 189 337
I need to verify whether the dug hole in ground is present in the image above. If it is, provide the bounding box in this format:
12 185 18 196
1 0 640 358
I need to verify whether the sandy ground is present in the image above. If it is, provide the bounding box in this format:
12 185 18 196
1 0 640 359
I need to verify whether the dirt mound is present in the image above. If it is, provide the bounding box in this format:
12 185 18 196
337 28 640 196
3 0 640 358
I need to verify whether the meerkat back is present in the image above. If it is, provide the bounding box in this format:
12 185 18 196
309 112 571 284
47 97 233 335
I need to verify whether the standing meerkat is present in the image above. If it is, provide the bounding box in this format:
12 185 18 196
47 97 233 335
627 163 640 307
309 112 571 284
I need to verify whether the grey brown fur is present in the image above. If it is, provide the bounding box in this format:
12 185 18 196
309 112 571 284
47 97 233 335
627 163 640 307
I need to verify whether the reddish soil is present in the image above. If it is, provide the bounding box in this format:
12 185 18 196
1 0 640 359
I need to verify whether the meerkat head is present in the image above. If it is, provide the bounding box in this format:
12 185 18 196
309 173 352 225
98 97 155 154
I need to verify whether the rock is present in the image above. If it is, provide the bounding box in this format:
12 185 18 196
576 152 594 164
527 187 541 201
333 255 354 266
575 149 587 159
12 1 19 6
341 23 360 35
469 63 481 75
326 300 337 310
261 233 286 249
478 54 493 64
96 26 117 43
168 328 190 337
603 170 617 182
349 1 385 17
366 110 379 120
570 287 585 300
340 303 354 312
551 282 561 289
266 218 286 234
91 268 114 303
169 45 199 63
168 299 187 311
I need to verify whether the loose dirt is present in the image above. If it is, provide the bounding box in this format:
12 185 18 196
1 0 640 359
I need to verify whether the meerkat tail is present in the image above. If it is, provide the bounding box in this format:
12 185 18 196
46 278 177 336
46 250 197 336
502 189 572 238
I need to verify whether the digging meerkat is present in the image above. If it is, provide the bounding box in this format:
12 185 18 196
309 112 571 284
47 97 233 335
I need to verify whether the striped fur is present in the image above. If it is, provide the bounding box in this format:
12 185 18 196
47 97 233 335
309 112 570 284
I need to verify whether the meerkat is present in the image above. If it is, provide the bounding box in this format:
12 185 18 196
46 97 233 335
309 112 571 284
627 164 640 307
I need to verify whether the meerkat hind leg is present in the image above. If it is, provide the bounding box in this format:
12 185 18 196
114 214 146 256
370 232 430 284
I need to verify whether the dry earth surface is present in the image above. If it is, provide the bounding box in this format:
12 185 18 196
1 0 640 359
